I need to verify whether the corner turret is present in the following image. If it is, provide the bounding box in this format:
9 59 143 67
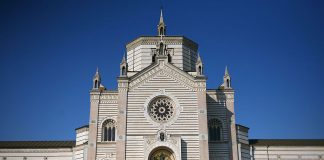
219 66 232 89
120 54 128 77
92 67 101 90
196 53 204 76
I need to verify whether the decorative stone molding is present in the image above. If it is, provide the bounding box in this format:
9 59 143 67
129 66 161 89
0 148 73 153
118 135 125 141
91 94 118 100
194 81 206 91
100 100 117 104
126 36 198 52
90 100 99 104
99 95 118 100
118 82 128 88
76 127 89 134
143 90 182 128
91 95 100 100
117 79 129 93
148 97 175 123
143 135 181 160
163 66 195 90
200 133 208 141
99 116 117 127
129 63 196 91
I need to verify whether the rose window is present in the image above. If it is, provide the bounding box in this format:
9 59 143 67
148 97 175 123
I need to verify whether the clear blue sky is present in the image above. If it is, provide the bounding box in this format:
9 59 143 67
0 0 323 141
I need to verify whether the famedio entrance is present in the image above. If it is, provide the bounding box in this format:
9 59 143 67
149 147 176 160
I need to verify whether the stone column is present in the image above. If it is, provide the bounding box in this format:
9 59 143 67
116 77 129 160
225 90 238 160
87 91 100 160
238 143 242 160
196 77 209 160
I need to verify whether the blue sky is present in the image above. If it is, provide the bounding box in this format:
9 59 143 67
0 0 323 140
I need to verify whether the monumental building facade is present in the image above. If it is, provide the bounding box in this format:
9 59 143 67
1 11 324 160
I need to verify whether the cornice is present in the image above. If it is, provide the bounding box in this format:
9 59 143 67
206 89 235 94
206 92 234 103
90 94 118 100
126 36 198 51
0 148 73 153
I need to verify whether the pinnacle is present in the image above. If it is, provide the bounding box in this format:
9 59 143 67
197 53 202 63
225 66 229 76
159 9 164 24
121 54 126 63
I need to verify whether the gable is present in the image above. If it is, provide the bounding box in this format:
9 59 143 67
128 61 196 91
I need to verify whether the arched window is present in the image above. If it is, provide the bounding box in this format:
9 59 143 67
160 27 164 35
198 66 202 75
122 66 126 76
168 54 172 63
94 80 98 88
152 54 156 63
226 79 230 88
208 118 222 141
102 119 116 142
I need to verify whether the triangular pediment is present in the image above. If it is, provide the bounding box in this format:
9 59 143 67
128 60 196 91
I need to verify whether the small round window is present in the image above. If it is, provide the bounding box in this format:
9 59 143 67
148 96 175 123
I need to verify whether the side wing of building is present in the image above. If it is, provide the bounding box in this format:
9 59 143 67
0 141 75 160
207 89 237 160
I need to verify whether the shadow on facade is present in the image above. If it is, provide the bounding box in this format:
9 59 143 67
206 90 234 159
181 139 188 160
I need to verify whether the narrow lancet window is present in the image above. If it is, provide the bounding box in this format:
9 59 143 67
122 66 126 76
198 66 202 75
160 27 164 35
94 80 98 88
168 54 172 63
104 127 107 141
112 127 115 141
108 127 112 141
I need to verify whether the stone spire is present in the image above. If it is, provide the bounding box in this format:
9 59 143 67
94 67 100 79
120 54 128 77
196 53 203 76
225 65 229 76
220 66 232 89
158 9 166 36
93 67 101 89
197 53 202 64
121 53 126 64
159 9 164 24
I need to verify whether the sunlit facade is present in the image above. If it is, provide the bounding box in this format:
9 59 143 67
1 10 324 160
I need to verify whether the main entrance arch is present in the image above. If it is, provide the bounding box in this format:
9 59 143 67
148 147 176 160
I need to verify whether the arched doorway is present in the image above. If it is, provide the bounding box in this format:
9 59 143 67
149 147 176 160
